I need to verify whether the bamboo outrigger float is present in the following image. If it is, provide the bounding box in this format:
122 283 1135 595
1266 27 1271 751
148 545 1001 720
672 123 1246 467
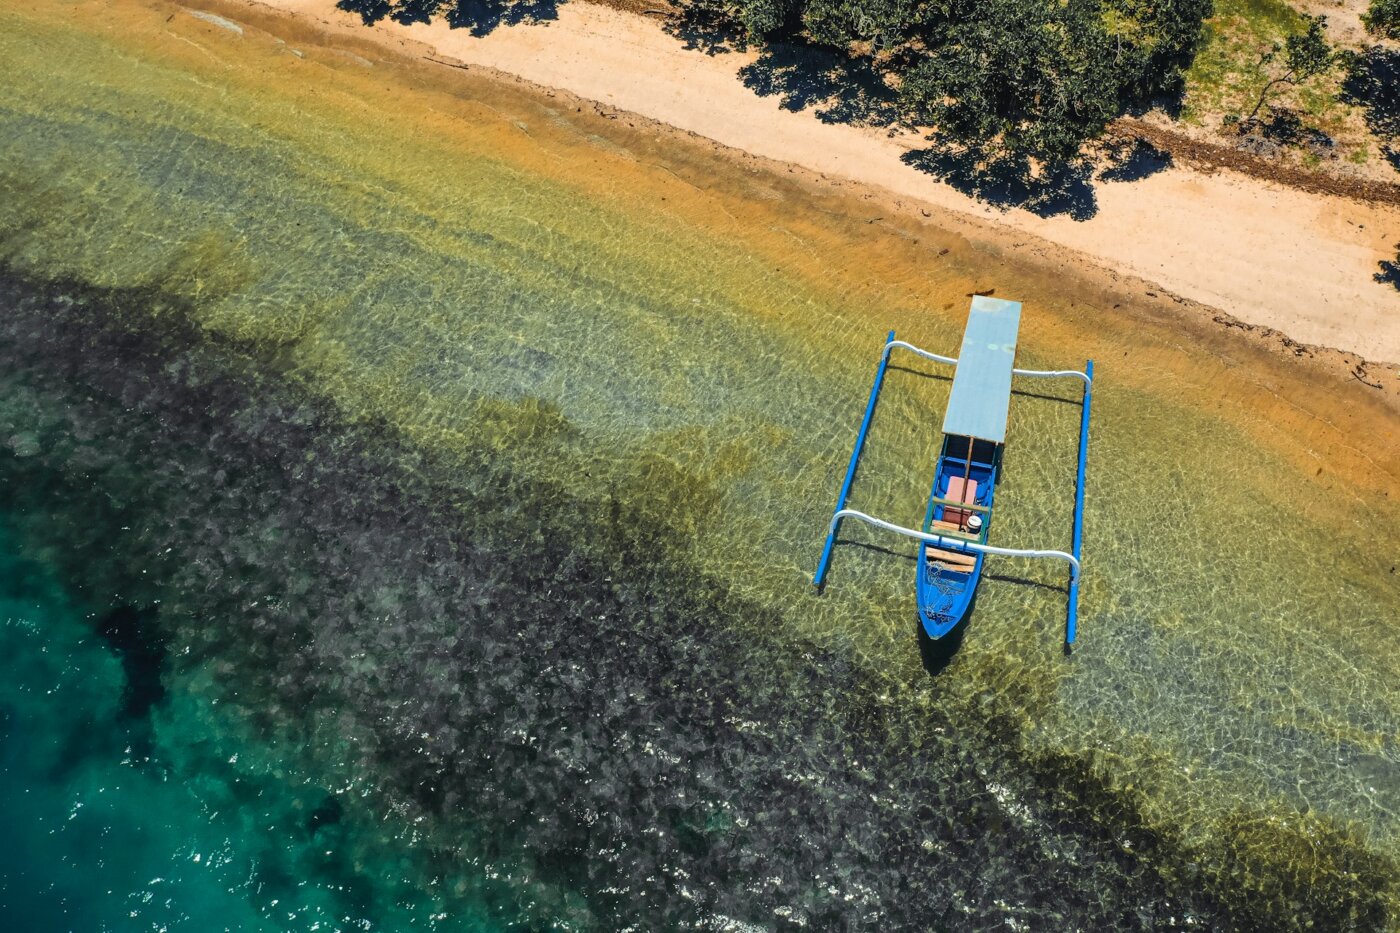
812 296 1094 650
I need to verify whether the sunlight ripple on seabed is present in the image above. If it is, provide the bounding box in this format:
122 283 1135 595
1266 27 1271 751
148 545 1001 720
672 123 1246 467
0 1 1397 929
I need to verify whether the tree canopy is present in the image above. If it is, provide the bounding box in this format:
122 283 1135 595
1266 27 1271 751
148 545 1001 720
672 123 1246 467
1244 15 1337 124
712 0 1211 171
1363 0 1400 40
896 0 1122 167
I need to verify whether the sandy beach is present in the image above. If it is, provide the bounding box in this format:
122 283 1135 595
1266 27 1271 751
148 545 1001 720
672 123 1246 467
199 0 1400 366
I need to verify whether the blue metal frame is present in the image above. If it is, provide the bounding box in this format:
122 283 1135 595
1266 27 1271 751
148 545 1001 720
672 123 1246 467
1066 359 1094 647
813 330 895 588
814 329 1096 652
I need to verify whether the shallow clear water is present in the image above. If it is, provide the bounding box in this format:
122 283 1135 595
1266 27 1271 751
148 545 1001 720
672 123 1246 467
2 0 1398 928
2 268 1219 930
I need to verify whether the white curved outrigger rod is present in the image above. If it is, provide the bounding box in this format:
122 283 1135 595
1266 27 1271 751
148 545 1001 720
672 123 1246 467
882 337 1093 386
830 508 1081 581
884 338 958 367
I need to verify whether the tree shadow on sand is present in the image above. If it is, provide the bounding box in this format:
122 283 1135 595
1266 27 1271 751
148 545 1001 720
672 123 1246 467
1351 48 1400 288
446 0 560 35
337 0 560 37
901 136 1172 222
738 41 900 126
663 1 749 55
1377 249 1400 291
706 30 1171 221
1341 46 1400 173
1098 137 1174 182
901 134 1164 219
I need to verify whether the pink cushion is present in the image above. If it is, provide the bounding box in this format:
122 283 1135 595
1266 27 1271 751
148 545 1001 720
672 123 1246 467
943 477 979 526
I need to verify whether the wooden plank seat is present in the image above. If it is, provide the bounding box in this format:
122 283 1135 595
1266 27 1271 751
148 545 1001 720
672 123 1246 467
925 544 976 570
928 520 980 542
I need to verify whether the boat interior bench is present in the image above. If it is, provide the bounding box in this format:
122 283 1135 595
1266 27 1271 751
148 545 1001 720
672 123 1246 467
924 545 976 570
941 477 979 525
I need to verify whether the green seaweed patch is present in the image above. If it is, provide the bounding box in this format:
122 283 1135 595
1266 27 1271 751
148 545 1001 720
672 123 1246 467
1032 747 1203 888
0 171 80 261
1205 809 1399 931
953 644 1065 741
1031 743 1400 930
149 229 259 310
466 394 583 452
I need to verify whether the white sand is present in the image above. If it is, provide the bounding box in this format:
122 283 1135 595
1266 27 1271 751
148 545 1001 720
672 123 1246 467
243 0 1400 362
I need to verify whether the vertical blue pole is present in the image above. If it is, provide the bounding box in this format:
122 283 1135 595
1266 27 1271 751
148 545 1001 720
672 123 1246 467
813 330 896 588
1066 359 1093 647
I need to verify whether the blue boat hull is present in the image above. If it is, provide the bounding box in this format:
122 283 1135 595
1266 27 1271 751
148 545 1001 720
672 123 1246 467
916 441 997 640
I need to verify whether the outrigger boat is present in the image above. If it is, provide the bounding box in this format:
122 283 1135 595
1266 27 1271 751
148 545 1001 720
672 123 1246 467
813 296 1095 649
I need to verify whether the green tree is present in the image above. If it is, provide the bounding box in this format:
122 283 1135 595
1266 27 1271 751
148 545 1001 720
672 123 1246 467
1363 0 1400 40
897 0 1121 167
1104 0 1215 100
734 0 803 38
800 0 923 50
1244 15 1337 124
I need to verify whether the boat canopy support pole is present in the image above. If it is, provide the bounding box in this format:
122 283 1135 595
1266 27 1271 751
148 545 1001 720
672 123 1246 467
813 330 896 589
1066 359 1094 649
828 509 1082 579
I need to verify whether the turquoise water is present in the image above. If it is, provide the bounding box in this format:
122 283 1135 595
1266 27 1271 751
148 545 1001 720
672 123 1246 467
0 520 508 933
0 528 265 932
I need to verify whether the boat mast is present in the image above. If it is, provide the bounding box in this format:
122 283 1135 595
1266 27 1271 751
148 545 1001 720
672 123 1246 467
959 434 974 517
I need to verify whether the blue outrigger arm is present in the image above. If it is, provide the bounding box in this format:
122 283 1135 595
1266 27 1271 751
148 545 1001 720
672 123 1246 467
814 330 1094 648
1066 359 1094 646
812 330 895 590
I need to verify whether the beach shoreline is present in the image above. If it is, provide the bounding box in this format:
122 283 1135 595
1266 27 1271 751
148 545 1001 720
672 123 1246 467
188 0 1400 376
7 3 1400 926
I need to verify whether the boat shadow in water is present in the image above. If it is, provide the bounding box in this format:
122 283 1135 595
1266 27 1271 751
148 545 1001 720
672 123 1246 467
917 572 1070 676
916 597 972 676
1010 386 1082 406
819 538 967 674
886 363 951 383
832 539 918 564
984 571 1069 596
